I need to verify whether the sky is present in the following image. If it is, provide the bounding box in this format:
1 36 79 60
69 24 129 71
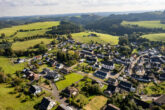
0 0 165 17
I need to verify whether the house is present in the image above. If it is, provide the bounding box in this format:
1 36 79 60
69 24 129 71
60 68 71 74
16 58 25 63
40 97 56 110
102 61 114 70
106 78 118 86
154 95 165 105
45 70 60 81
29 85 42 95
49 59 57 67
94 70 108 79
86 56 98 64
103 104 120 110
62 87 79 97
56 63 64 69
34 55 42 60
118 81 136 92
92 62 101 69
159 73 165 80
104 84 119 96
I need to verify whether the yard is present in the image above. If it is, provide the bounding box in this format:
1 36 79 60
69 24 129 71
0 84 43 110
12 38 54 51
55 73 84 91
72 31 119 45
84 96 107 110
0 56 27 74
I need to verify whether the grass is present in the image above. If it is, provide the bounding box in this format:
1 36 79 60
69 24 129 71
122 20 165 29
72 31 119 45
84 96 107 110
55 73 83 91
14 29 51 38
132 49 138 54
0 21 60 37
141 33 165 42
0 84 42 110
12 38 54 51
74 94 89 106
143 82 165 95
0 56 27 74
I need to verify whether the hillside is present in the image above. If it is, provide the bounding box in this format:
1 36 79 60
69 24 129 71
0 21 60 38
122 20 165 29
141 33 165 42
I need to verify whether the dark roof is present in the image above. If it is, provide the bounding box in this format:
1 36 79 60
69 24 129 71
107 85 117 93
40 97 54 110
100 67 110 72
154 95 165 105
134 98 150 109
160 73 165 78
29 85 41 93
95 71 108 79
118 81 132 91
102 61 114 66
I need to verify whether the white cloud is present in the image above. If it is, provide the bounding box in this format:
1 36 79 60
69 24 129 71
0 0 165 17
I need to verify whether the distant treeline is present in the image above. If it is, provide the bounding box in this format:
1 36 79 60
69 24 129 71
46 21 84 35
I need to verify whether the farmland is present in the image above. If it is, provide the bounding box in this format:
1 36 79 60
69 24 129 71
122 20 165 29
0 56 27 74
141 33 165 42
12 38 54 51
0 21 60 38
55 73 84 91
72 31 119 45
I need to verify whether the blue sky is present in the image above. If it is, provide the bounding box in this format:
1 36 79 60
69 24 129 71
0 0 165 17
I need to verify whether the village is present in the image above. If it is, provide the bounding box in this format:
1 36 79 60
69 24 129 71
14 35 165 110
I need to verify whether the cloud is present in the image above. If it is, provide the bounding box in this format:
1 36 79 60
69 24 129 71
0 0 165 17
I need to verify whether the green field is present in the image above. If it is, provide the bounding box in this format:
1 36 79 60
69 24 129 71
0 84 42 110
0 56 27 74
72 32 119 45
141 33 165 42
12 38 54 51
0 21 60 37
55 73 83 91
122 20 165 29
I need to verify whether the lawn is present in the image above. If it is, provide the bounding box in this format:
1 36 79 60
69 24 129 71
122 20 165 29
0 56 27 74
84 96 107 110
0 21 60 37
12 38 54 51
141 33 165 42
0 84 43 110
55 73 83 91
143 82 165 95
72 31 119 45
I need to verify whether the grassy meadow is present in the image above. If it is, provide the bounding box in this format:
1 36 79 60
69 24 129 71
0 21 60 38
12 38 54 51
0 56 27 74
84 96 107 110
72 31 119 45
55 73 83 91
141 33 165 42
122 20 165 29
0 84 43 110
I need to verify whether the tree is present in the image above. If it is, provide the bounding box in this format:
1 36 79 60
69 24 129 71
119 37 129 46
0 33 5 38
